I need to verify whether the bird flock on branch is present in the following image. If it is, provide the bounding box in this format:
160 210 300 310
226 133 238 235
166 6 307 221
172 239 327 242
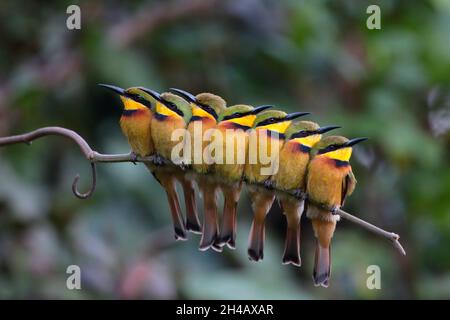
98 84 368 287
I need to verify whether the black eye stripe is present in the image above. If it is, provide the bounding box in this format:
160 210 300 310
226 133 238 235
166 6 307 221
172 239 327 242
162 100 184 117
256 117 280 127
222 111 250 121
318 143 344 154
290 130 317 139
128 94 152 108
197 102 218 119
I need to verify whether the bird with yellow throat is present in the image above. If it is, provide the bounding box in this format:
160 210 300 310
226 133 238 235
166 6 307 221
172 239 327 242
98 84 154 159
169 88 227 247
135 87 200 241
209 104 273 251
306 135 367 287
244 110 310 261
270 121 340 266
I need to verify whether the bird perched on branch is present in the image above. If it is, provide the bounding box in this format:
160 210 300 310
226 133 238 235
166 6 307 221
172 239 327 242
211 104 272 250
270 121 340 266
98 84 155 159
244 110 310 261
139 88 199 240
169 88 227 248
306 136 367 287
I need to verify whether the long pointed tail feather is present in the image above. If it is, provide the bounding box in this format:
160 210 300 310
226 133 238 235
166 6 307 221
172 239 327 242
156 171 187 241
217 183 242 249
247 189 275 261
282 227 301 266
180 177 201 234
310 216 336 287
313 243 331 287
199 184 219 251
248 220 265 261
281 198 304 267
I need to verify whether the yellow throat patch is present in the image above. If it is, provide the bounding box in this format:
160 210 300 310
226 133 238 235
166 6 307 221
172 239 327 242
322 147 352 162
120 96 148 111
226 114 256 128
155 101 181 118
292 134 321 148
192 104 215 121
258 120 292 134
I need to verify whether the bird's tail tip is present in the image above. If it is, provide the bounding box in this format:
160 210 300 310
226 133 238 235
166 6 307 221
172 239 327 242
198 186 219 251
313 243 331 287
216 233 236 249
174 227 188 241
247 221 265 261
182 180 202 234
216 193 239 249
185 219 202 234
282 228 301 267
198 219 218 251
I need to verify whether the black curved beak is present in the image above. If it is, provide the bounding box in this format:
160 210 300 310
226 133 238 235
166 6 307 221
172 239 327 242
98 84 126 96
138 87 163 103
251 105 273 114
343 137 369 147
316 125 341 134
169 88 197 103
284 111 311 121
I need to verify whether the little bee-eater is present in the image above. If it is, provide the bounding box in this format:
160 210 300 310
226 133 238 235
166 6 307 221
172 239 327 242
98 84 154 158
306 136 368 287
270 122 340 266
244 110 310 261
169 88 227 248
212 104 272 250
138 88 198 241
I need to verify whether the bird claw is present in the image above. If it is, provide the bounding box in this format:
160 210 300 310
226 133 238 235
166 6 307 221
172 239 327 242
130 151 138 165
293 189 304 199
263 179 273 189
330 206 339 215
153 154 164 166
179 162 189 171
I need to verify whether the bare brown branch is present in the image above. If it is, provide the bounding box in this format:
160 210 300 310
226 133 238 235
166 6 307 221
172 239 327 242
0 126 406 255
335 208 406 256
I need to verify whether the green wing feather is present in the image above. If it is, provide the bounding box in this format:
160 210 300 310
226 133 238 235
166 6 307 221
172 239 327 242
341 170 357 205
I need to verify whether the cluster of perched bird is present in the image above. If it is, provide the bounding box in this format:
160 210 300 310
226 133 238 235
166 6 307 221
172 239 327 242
99 84 367 287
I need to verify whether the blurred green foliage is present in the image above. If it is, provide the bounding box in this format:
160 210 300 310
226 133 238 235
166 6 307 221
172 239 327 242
0 0 449 299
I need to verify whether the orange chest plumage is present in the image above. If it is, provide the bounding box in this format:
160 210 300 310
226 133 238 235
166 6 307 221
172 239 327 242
188 117 216 133
272 140 311 191
119 109 154 157
187 117 217 172
151 114 186 159
307 156 351 205
211 121 251 181
245 128 285 183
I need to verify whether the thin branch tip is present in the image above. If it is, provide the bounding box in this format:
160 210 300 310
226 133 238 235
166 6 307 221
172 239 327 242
71 162 97 199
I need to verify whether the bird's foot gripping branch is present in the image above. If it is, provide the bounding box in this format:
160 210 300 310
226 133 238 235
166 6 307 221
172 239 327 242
0 126 406 257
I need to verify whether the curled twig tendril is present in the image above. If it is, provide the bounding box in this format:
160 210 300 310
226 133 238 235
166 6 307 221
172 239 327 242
71 162 97 199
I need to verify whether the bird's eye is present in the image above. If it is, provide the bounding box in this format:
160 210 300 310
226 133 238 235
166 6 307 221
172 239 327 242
330 144 339 150
131 94 151 108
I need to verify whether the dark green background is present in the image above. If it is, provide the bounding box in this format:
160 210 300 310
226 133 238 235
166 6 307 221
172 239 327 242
0 0 449 299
